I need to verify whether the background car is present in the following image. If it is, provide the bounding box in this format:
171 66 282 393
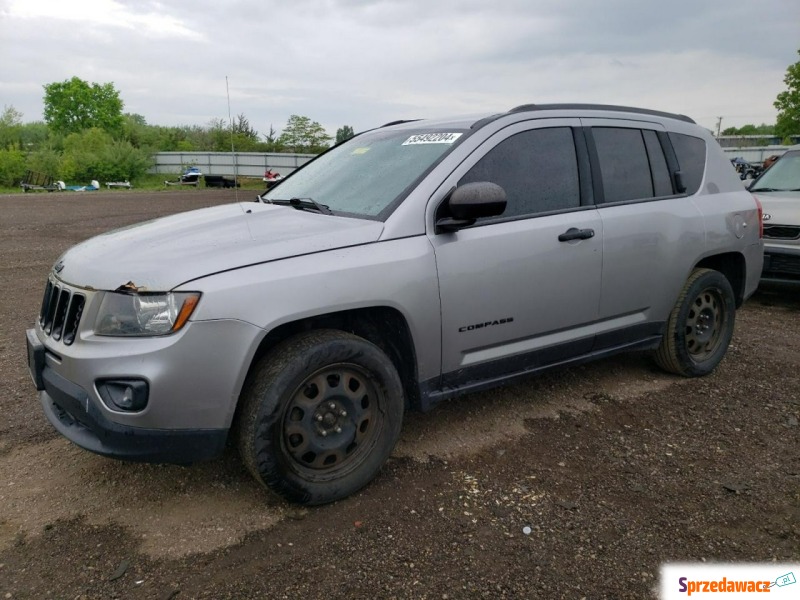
748 146 800 283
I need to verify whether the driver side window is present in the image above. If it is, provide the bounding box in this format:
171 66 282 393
458 127 580 220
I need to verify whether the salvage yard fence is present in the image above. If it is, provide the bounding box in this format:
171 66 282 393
151 145 796 181
150 151 316 179
720 145 792 164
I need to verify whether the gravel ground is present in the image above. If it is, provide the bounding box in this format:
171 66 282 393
0 190 797 599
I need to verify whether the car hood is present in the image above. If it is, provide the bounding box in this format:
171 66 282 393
55 202 384 291
752 191 800 226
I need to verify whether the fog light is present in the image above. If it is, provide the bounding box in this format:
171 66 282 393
97 379 149 412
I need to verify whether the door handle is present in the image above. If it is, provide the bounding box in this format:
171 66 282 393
558 227 595 242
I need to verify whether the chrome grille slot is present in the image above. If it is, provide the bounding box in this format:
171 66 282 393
39 280 86 344
43 284 61 335
63 295 85 345
39 280 53 326
51 288 71 341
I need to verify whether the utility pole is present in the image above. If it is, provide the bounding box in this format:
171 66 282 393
716 117 723 138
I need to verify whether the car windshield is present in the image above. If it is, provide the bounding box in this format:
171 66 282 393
262 128 467 219
751 150 800 191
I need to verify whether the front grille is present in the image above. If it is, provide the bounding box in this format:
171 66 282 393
764 225 800 240
39 280 85 345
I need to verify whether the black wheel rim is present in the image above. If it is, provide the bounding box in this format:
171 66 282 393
685 286 726 362
281 364 383 478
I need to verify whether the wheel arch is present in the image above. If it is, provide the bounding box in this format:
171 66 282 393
694 252 747 308
233 306 421 428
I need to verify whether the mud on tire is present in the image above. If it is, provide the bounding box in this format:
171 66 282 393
654 268 736 377
237 329 404 505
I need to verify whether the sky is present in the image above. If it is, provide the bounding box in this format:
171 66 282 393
1 0 798 138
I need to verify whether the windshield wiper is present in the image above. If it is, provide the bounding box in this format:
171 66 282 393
269 197 333 215
748 187 781 192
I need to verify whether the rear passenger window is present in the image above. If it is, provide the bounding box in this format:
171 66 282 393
459 127 580 219
592 128 653 202
642 130 673 197
668 132 706 195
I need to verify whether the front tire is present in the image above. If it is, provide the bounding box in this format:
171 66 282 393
237 330 404 505
654 268 736 377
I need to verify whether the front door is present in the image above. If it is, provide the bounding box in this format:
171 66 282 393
429 121 603 386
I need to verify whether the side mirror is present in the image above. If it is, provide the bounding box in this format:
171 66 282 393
436 182 507 233
744 179 755 190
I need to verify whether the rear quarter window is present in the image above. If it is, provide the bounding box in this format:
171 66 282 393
668 133 706 195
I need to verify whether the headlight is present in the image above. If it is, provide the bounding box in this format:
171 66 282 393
94 292 201 336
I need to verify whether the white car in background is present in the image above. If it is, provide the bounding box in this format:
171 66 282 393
748 145 800 283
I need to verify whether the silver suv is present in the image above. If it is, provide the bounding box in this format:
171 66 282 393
748 144 800 283
26 104 764 505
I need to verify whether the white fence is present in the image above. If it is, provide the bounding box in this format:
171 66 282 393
150 146 793 179
150 152 316 178
721 145 791 163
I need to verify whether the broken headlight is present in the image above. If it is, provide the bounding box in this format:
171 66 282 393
94 292 201 336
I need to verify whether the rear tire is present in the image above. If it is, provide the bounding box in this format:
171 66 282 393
654 268 736 377
237 330 404 505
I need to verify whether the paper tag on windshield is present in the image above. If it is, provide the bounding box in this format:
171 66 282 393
402 133 462 145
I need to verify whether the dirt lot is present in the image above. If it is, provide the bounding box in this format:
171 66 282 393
0 190 798 599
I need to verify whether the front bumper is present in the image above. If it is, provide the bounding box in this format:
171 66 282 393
26 314 264 463
39 364 227 463
762 246 800 283
28 327 230 463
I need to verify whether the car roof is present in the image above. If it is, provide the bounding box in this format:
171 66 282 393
380 103 697 133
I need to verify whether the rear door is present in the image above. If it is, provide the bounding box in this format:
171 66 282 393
581 119 705 347
428 120 603 386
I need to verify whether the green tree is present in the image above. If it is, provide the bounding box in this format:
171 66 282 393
233 113 259 141
19 122 50 150
121 113 159 149
43 77 125 136
775 49 800 138
0 105 23 149
278 115 331 153
721 123 775 136
261 124 283 152
0 104 23 127
207 117 230 151
335 125 355 144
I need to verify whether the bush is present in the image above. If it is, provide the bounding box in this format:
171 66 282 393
58 128 153 182
97 141 153 181
0 147 26 187
26 149 61 179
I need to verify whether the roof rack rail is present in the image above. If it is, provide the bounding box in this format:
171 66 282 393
507 103 696 124
470 114 503 130
380 119 423 128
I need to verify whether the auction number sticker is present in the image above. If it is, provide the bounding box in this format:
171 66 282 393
402 133 463 145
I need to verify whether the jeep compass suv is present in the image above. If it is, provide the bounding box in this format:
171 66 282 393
27 104 764 505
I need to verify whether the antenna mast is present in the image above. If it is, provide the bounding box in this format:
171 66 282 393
226 76 239 198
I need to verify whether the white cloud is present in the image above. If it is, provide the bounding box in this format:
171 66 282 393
0 0 797 135
6 0 204 40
